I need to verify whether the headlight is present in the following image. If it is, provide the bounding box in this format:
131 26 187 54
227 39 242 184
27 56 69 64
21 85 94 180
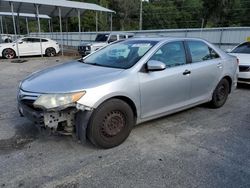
34 91 85 110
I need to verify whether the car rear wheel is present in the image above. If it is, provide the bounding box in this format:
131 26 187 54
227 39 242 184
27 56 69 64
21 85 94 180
87 99 134 148
210 79 230 108
2 48 16 59
45 47 56 57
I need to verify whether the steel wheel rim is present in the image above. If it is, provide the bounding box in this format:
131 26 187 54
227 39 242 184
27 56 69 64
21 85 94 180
216 84 226 102
101 111 125 138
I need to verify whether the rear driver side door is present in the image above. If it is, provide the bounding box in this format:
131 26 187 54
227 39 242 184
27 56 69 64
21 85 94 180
186 40 222 102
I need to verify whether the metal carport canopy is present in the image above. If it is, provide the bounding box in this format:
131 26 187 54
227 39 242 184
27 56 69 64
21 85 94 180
0 12 51 36
0 0 115 59
0 0 115 16
0 12 50 19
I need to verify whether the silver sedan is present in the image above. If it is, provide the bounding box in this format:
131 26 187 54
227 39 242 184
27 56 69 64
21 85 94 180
17 38 238 148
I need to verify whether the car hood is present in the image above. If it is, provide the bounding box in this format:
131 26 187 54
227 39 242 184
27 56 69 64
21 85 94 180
0 42 15 48
21 61 124 93
80 41 107 47
229 53 250 65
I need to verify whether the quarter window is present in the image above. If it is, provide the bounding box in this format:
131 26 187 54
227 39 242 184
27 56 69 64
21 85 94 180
187 41 220 63
150 41 186 68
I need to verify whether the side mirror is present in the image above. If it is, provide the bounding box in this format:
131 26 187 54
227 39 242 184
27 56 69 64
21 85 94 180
225 49 231 53
147 60 166 71
18 41 23 44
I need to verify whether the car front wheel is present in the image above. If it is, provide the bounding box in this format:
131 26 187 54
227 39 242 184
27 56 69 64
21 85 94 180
87 99 134 148
2 48 16 59
210 79 230 108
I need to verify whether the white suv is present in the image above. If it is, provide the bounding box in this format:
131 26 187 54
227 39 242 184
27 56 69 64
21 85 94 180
78 32 134 56
0 37 60 59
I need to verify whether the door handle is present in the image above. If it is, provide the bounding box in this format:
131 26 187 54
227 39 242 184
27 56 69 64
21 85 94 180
183 70 191 75
217 63 223 68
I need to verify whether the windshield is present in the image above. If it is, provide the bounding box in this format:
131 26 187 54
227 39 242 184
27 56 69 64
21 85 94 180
231 42 250 54
83 40 158 69
95 34 109 42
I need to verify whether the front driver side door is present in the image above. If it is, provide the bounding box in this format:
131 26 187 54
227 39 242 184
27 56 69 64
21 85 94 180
139 41 191 119
18 38 33 56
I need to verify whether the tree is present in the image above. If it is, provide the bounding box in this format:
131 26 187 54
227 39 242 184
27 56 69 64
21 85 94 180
109 0 140 30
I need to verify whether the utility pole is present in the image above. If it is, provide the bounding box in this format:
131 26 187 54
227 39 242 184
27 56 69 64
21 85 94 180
139 0 142 30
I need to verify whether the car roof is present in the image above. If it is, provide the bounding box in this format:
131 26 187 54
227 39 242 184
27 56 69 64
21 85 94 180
127 37 207 42
21 36 51 40
96 32 134 35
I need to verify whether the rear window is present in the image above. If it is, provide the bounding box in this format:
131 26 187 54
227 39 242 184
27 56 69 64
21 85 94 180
231 42 250 54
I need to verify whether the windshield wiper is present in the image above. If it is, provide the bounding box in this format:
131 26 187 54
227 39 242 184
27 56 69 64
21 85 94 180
78 58 85 63
83 61 106 67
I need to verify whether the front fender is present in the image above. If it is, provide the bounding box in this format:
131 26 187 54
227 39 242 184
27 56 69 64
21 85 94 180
77 91 139 111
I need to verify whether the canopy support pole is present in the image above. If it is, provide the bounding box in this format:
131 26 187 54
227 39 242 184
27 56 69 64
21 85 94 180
78 9 81 45
59 7 64 56
4 16 9 34
17 13 20 36
0 16 3 34
48 19 51 38
96 12 98 32
36 4 43 58
10 2 20 59
65 18 69 47
110 13 112 31
25 17 29 35
50 18 54 40
139 0 142 30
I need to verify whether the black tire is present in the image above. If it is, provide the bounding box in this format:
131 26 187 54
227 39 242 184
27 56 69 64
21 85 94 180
210 79 230 108
2 48 16 59
45 47 56 57
87 99 134 148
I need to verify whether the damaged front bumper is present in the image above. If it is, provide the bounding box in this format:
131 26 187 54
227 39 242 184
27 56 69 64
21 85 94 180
17 90 93 138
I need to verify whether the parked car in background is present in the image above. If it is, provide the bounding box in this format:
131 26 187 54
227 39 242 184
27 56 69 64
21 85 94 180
228 41 250 84
0 34 12 43
18 38 238 148
0 37 60 59
78 32 134 56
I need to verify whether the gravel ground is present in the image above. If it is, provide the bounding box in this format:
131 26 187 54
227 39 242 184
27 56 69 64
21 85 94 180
0 56 250 188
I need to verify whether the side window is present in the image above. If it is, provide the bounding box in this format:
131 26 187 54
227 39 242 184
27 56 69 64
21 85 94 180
108 35 117 43
119 35 126 39
23 38 33 43
32 38 41 43
22 38 28 42
42 39 48 42
187 41 220 63
150 41 186 68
